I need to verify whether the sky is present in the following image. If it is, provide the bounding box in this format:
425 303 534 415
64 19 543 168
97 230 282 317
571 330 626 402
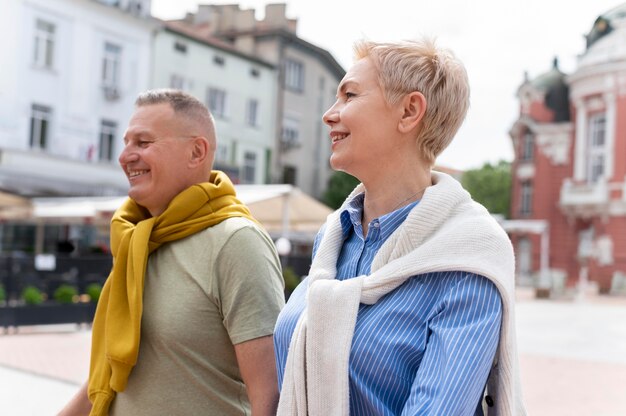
152 0 623 171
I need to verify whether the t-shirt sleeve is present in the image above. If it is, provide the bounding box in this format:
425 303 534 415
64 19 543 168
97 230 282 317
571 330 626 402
215 223 286 345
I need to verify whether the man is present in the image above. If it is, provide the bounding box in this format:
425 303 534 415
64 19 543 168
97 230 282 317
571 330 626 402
59 89 285 415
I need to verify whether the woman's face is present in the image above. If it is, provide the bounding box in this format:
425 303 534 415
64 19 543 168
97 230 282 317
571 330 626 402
322 57 403 180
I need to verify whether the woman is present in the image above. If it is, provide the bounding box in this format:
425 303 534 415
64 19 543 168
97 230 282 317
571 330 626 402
274 38 526 416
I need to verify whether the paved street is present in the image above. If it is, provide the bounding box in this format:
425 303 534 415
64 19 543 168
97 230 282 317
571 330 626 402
515 289 626 416
0 287 625 416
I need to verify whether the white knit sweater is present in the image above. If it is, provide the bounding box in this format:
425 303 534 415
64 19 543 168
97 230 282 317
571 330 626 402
277 171 526 416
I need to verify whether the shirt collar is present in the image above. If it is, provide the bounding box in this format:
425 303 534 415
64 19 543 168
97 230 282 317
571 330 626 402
339 192 419 241
339 193 364 237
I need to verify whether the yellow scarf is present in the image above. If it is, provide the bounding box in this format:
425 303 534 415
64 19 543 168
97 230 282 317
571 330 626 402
88 171 257 415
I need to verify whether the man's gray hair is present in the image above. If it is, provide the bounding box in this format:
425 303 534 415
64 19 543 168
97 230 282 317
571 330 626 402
135 89 215 136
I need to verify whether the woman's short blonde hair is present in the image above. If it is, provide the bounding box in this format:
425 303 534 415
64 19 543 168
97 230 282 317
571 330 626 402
354 38 470 165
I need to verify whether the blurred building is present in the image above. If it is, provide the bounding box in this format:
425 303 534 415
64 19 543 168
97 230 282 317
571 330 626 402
0 0 156 197
509 4 626 294
152 20 278 184
171 4 345 198
0 1 346 252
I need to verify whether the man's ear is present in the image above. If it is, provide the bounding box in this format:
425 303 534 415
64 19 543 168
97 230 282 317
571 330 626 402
189 136 210 167
398 91 427 133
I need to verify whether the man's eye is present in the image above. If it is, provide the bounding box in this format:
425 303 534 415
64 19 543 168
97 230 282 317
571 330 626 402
346 92 356 99
138 141 151 147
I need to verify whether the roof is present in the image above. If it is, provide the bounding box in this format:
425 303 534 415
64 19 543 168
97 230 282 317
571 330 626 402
161 20 275 68
530 58 567 90
585 3 626 49
527 58 571 122
578 3 626 69
216 27 346 80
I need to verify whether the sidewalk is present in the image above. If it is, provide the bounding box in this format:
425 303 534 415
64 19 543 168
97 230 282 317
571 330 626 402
1 289 625 416
515 288 626 416
0 325 90 416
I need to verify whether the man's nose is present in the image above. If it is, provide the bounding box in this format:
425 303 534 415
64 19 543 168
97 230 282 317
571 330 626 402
118 144 138 166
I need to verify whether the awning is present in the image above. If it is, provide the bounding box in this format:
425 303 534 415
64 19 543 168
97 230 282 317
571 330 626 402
238 185 333 236
0 191 32 220
27 185 333 241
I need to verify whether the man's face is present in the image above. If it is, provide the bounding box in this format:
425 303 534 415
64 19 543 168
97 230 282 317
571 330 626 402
119 103 196 217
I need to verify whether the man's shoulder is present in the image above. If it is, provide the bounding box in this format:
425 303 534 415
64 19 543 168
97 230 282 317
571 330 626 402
190 216 270 246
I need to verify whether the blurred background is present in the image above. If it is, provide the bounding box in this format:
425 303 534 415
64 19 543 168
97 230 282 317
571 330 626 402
0 0 625 415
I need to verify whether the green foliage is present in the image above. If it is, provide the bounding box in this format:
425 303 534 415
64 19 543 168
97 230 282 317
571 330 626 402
461 160 512 218
0 284 6 303
53 284 78 304
22 285 44 305
323 171 360 209
282 267 301 293
86 283 103 303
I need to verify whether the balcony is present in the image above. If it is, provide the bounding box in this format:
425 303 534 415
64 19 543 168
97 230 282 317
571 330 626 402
559 178 609 217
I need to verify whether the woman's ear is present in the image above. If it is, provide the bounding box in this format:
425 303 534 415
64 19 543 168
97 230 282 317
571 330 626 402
398 91 427 133
189 136 210 167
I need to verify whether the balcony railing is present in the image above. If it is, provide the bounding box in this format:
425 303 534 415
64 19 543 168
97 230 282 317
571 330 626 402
560 178 609 216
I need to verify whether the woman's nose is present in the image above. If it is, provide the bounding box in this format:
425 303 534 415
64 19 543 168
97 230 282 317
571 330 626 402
322 101 339 125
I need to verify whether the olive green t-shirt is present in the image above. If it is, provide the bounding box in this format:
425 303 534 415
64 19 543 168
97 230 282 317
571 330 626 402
110 217 285 416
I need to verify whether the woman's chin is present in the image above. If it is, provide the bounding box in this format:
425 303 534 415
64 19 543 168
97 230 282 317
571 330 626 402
329 155 347 172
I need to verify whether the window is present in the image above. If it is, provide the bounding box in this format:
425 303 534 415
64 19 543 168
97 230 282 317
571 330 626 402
284 58 304 92
281 116 300 150
207 87 227 118
215 144 229 164
516 237 532 277
243 151 257 183
213 55 225 66
246 99 259 127
170 74 192 91
99 120 117 161
587 113 606 183
33 19 55 68
127 0 144 15
521 131 534 162
29 104 52 150
283 166 297 186
174 41 187 53
250 68 260 78
102 42 122 88
520 180 533 216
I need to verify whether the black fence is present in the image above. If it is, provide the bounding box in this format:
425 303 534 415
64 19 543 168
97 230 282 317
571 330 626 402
0 253 112 302
0 251 313 303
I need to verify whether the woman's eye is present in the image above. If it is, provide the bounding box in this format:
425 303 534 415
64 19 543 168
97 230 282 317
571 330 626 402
346 92 356 99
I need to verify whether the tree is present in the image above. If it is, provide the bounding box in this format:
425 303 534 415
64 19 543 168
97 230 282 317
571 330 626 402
461 160 511 218
322 171 360 209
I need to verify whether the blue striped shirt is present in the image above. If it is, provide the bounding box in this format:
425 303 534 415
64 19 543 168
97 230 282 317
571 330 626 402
274 193 502 415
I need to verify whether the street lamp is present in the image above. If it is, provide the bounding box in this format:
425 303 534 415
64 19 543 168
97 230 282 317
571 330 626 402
275 236 292 257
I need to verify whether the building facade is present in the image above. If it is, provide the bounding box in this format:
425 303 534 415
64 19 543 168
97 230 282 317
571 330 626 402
0 0 155 197
172 4 345 198
152 22 277 184
509 4 626 294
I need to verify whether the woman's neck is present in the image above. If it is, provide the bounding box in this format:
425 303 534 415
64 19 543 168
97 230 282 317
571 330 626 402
360 167 432 237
